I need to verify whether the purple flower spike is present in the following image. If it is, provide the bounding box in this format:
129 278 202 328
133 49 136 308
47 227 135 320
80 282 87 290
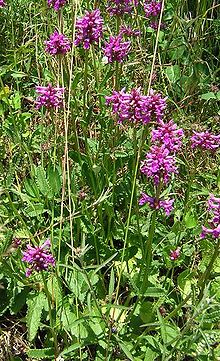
208 194 220 224
75 9 104 50
140 145 177 185
170 248 180 261
47 0 66 11
35 84 65 110
103 35 130 63
200 194 220 239
139 192 174 215
22 239 55 277
144 0 161 18
191 130 220 151
45 31 71 56
106 88 166 124
0 0 6 7
151 120 184 152
107 0 138 16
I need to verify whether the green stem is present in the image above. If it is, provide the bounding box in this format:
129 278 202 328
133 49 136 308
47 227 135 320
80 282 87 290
41 272 58 359
141 210 157 293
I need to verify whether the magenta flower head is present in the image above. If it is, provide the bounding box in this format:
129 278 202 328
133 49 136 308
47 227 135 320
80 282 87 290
190 130 220 151
106 88 167 124
35 84 65 110
170 248 180 261
144 0 161 18
140 145 177 185
22 239 55 277
201 194 220 239
75 9 104 50
151 120 184 152
45 31 71 55
107 0 138 16
139 192 174 215
103 35 130 63
47 0 66 11
0 0 6 7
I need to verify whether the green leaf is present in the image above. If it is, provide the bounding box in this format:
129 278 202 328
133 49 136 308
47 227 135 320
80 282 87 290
27 348 54 359
108 267 115 302
10 288 29 314
165 65 181 83
177 269 196 296
24 178 40 199
116 338 134 361
25 203 45 217
200 92 216 100
184 210 197 228
47 166 61 195
60 343 82 357
26 292 47 341
35 166 53 199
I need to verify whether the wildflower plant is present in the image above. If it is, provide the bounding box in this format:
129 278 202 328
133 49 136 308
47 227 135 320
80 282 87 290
1 0 220 359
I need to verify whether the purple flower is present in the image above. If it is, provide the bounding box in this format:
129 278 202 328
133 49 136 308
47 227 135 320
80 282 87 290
45 31 71 56
139 192 174 215
170 248 180 261
47 0 66 11
35 84 65 110
119 25 140 37
201 225 220 239
22 239 55 277
140 145 177 185
103 35 130 63
107 0 138 16
151 120 184 152
200 194 220 239
208 194 220 224
0 0 6 7
191 131 220 151
75 9 103 50
106 88 166 124
146 89 167 123
144 0 161 17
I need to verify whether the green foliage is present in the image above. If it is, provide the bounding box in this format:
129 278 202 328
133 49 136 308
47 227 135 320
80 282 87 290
0 0 219 359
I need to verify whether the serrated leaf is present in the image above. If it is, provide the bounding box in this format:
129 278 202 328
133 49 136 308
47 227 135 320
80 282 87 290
47 166 61 195
27 292 47 341
24 178 40 199
35 166 53 199
25 203 45 217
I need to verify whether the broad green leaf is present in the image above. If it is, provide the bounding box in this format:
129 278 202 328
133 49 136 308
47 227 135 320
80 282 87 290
184 210 197 228
26 292 47 341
